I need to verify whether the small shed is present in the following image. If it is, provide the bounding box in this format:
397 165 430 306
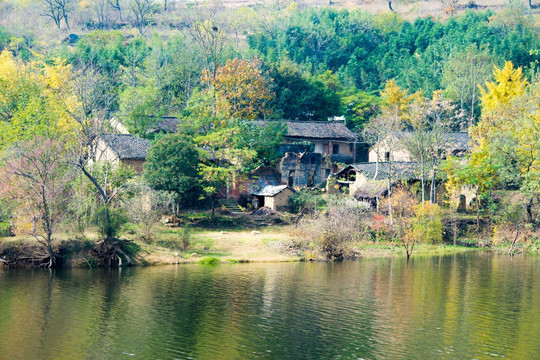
353 180 389 211
250 185 295 211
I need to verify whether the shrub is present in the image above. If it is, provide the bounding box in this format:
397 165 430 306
180 226 191 251
296 195 368 260
412 202 443 244
126 187 173 242
289 188 326 214
93 206 128 240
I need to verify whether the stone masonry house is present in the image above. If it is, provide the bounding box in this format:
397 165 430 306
280 152 334 188
368 132 470 162
96 134 151 174
250 185 295 211
282 121 357 163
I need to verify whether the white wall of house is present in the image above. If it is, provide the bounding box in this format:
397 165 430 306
368 147 413 162
311 140 354 156
89 139 121 167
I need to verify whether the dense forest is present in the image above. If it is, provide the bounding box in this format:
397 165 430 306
0 0 538 266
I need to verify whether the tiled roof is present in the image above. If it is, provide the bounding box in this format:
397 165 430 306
345 162 420 181
250 185 292 197
444 132 471 151
152 117 179 133
101 134 150 160
285 121 356 140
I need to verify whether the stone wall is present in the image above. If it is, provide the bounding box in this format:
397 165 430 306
279 152 333 188
121 159 145 174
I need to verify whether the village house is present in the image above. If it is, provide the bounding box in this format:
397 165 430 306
148 116 180 135
280 121 358 163
250 185 295 211
368 132 470 162
333 162 419 210
333 129 476 211
95 134 151 174
152 118 359 163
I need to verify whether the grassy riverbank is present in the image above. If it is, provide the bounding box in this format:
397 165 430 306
0 222 489 268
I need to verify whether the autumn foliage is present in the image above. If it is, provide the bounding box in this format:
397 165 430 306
202 58 274 120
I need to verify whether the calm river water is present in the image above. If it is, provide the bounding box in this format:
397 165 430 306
1 253 540 359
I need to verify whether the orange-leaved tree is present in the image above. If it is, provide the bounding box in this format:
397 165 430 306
202 57 274 120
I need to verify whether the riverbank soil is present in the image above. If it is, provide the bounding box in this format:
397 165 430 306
0 211 531 268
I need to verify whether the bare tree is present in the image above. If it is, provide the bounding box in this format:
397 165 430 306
65 65 135 265
125 186 169 241
1 139 74 268
42 0 63 30
42 0 73 30
426 92 457 203
187 13 229 84
93 0 111 28
186 11 230 115
442 45 493 128
66 67 116 233
129 0 156 34
364 113 401 224
108 0 123 22
402 96 430 203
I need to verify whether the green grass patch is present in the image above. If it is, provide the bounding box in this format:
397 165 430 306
198 257 220 265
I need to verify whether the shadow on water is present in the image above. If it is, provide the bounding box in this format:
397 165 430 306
1 253 540 359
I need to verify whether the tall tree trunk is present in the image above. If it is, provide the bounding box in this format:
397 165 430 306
526 197 534 224
388 178 392 224
430 169 436 204
211 196 216 222
476 189 481 231
373 145 379 180
421 154 425 203
508 210 525 256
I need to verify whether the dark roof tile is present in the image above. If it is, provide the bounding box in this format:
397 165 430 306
101 134 150 160
336 162 420 181
285 121 356 140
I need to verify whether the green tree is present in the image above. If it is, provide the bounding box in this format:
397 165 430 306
442 44 494 126
268 60 341 121
144 134 202 214
119 84 163 136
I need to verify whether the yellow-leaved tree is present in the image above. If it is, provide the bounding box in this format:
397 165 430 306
446 61 539 247
202 57 274 120
0 50 76 150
